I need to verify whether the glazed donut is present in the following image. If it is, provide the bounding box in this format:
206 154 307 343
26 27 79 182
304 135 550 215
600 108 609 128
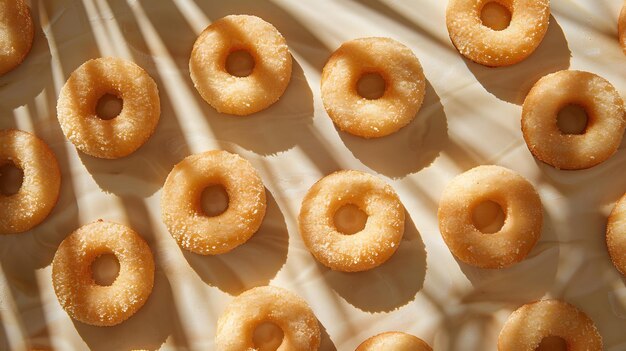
498 299 602 350
298 170 404 272
57 57 160 159
161 150 266 255
189 15 292 115
356 332 432 351
321 37 425 138
52 220 154 326
438 165 542 269
446 0 550 66
0 0 34 75
0 130 60 234
216 286 320 351
619 3 626 54
522 70 626 170
607 193 626 275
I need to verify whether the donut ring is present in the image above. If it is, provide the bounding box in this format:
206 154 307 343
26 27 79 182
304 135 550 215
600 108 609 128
0 0 34 75
438 165 543 269
321 37 425 138
446 0 550 67
0 130 60 234
189 15 292 116
607 193 626 275
619 3 626 54
216 286 320 351
498 299 602 350
298 170 404 272
57 57 160 159
356 332 432 351
161 150 266 255
522 70 626 170
52 220 155 326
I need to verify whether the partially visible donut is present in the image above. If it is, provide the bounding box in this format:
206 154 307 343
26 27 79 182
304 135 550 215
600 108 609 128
189 15 292 115
356 332 432 351
607 193 626 275
321 37 425 138
0 0 34 75
215 286 320 351
498 299 602 350
446 0 550 66
0 129 60 234
57 57 160 159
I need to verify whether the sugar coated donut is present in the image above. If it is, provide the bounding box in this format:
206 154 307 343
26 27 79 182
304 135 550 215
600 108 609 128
216 286 320 351
620 3 626 54
189 15 292 115
0 0 34 75
522 70 625 170
52 220 154 326
446 0 550 66
298 170 404 272
57 57 160 159
356 332 432 351
0 130 60 234
438 165 542 269
161 150 266 255
321 37 425 138
498 299 602 350
607 193 626 275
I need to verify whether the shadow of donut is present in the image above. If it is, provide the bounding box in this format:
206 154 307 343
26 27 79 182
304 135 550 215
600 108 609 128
339 80 448 179
182 190 289 295
319 318 338 351
463 15 571 105
322 212 427 313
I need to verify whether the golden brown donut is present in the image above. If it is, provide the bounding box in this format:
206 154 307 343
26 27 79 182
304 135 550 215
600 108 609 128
189 15 292 115
438 165 543 269
0 129 60 234
607 193 626 275
356 332 432 351
321 37 425 138
0 0 34 75
619 2 626 54
522 70 625 170
161 150 266 255
446 0 550 66
57 57 160 159
298 170 404 272
52 220 154 326
215 286 320 351
498 299 602 350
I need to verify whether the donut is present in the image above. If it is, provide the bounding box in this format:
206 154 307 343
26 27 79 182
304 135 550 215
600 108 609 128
189 15 292 116
161 150 266 255
356 332 432 351
498 299 602 350
0 130 60 234
52 220 154 326
607 193 626 275
438 165 542 269
298 170 405 272
446 0 550 67
522 70 626 170
320 37 425 138
0 0 34 75
215 286 320 350
619 3 626 54
57 57 160 159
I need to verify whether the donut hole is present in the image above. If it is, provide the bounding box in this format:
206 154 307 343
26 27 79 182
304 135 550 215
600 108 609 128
252 321 284 351
201 184 229 217
472 200 505 234
225 49 255 77
480 1 512 31
95 93 123 120
536 335 568 351
0 162 24 196
557 104 588 135
333 204 368 235
91 253 120 286
356 72 386 100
